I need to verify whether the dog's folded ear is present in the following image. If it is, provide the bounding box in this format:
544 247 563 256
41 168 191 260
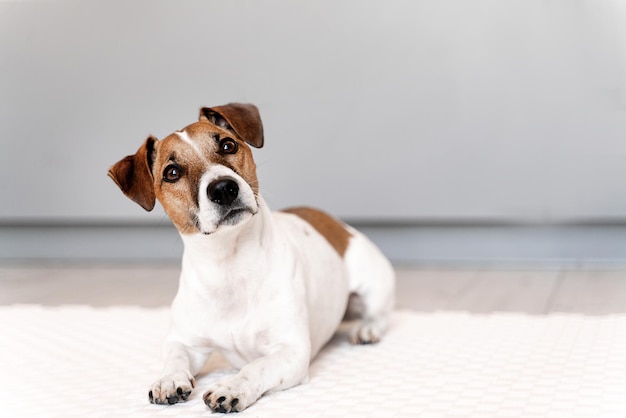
199 103 264 148
107 136 157 211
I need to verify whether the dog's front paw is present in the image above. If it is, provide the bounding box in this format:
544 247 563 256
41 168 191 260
149 372 195 405
202 377 257 413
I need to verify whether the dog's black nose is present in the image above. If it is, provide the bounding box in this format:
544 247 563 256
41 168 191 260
207 178 239 206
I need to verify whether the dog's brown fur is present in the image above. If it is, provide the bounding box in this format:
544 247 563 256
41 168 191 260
282 207 352 257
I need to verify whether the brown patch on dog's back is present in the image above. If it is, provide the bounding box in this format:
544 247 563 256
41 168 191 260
282 207 352 257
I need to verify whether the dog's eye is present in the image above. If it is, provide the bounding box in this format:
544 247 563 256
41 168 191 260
163 165 182 183
219 138 238 155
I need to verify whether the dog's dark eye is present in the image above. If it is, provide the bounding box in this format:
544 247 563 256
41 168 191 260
219 138 238 155
163 165 182 183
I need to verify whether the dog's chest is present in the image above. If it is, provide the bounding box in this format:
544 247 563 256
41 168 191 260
172 208 351 365
171 256 295 358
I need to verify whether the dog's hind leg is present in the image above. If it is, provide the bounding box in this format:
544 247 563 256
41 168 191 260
343 228 396 344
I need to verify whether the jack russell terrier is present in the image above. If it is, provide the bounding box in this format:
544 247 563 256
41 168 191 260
108 103 395 413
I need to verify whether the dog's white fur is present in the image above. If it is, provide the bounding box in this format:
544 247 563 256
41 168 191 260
108 103 395 413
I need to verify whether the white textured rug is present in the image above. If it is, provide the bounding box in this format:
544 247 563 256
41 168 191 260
1 306 626 418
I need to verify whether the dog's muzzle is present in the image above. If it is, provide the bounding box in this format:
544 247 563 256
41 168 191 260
202 176 256 233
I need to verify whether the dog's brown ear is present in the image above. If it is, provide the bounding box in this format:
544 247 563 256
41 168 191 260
107 136 157 211
199 103 264 148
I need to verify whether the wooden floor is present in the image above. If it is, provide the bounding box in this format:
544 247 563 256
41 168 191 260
1 264 626 314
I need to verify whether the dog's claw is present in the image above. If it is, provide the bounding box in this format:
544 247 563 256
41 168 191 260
204 389 243 413
149 373 195 405
176 387 191 400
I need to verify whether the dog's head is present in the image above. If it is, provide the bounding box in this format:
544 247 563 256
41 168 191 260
108 103 264 235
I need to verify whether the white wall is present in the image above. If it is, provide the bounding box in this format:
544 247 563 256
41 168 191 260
2 0 626 225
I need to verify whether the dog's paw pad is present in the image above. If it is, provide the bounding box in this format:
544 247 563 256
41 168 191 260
149 373 195 405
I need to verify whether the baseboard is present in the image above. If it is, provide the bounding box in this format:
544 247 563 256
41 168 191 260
2 223 626 267
0 223 184 263
358 224 626 268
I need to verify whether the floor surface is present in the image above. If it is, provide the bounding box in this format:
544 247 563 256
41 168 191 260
2 264 626 314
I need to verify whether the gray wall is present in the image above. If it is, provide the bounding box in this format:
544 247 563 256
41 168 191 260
2 1 626 264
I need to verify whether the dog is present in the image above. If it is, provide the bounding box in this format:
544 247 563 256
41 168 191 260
108 103 395 413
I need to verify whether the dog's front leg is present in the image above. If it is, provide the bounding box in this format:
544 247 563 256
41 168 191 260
203 345 310 413
149 340 211 405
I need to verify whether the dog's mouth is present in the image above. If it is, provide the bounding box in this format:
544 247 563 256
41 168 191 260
201 206 256 235
221 207 254 225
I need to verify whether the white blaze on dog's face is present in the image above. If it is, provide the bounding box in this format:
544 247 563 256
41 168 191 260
108 103 264 235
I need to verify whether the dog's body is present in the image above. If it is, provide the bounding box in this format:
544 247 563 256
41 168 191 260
108 103 395 413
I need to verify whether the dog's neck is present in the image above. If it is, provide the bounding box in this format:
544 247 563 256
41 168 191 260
180 196 274 266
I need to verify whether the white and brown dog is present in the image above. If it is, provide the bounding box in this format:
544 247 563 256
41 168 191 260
108 103 395 413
